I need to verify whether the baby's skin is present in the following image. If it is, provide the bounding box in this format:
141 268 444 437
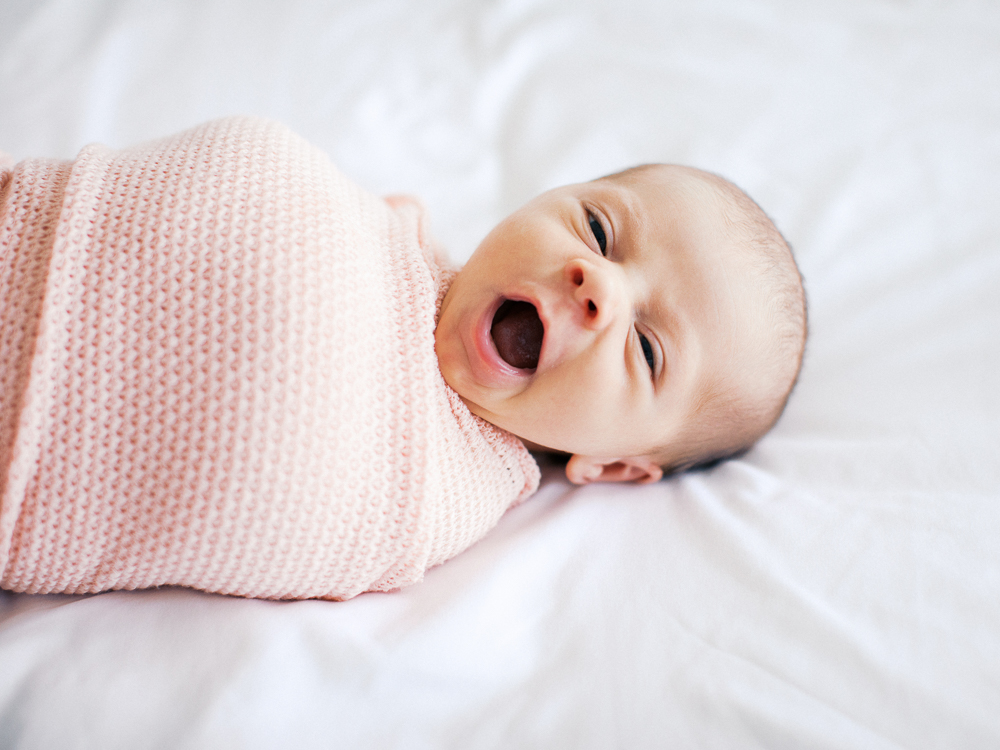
435 165 806 483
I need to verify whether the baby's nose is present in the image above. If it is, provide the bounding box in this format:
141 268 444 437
565 258 619 331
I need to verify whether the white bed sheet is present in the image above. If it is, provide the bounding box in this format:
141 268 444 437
1 1 998 747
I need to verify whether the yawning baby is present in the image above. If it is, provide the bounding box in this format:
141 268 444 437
0 117 805 599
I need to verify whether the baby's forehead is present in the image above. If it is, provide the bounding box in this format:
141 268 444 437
595 167 743 244
594 167 747 262
600 164 735 212
607 168 779 284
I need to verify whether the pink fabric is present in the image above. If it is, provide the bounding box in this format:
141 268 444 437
0 117 539 600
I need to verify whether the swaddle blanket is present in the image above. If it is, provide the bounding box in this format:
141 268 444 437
0 117 539 600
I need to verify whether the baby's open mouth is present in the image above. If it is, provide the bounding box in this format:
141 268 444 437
491 299 544 370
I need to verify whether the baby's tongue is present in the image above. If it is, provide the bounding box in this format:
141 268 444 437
491 300 543 370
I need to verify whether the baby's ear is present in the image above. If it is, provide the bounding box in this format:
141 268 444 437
565 455 663 485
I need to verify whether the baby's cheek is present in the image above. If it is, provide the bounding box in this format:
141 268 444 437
519 380 600 453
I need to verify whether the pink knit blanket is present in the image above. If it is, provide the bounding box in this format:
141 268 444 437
0 117 539 600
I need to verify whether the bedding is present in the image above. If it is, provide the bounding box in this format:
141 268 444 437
1 0 998 747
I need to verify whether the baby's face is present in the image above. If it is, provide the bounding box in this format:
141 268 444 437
435 165 774 468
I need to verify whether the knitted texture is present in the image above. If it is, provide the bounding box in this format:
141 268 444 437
0 117 539 600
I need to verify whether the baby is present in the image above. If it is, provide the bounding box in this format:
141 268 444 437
0 117 805 600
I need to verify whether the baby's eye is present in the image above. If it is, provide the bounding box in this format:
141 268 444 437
588 212 607 256
639 334 655 373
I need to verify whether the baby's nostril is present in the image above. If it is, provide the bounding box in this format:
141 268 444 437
572 268 584 286
588 300 597 313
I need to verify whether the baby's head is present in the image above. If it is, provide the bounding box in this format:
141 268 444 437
435 164 806 483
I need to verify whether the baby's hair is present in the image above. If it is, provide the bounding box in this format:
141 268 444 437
601 164 808 474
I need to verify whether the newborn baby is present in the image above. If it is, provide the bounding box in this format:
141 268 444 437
0 117 805 600
437 161 806 483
